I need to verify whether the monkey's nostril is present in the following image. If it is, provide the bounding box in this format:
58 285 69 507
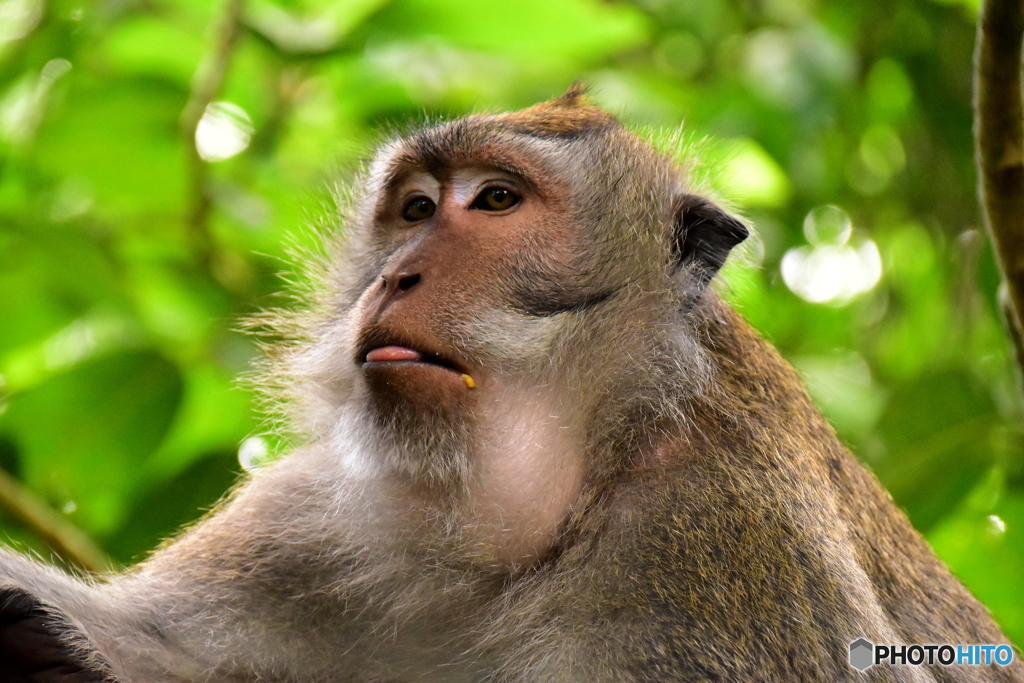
397 274 421 292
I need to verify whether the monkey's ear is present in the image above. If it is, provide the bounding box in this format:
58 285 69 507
670 194 748 287
0 585 120 682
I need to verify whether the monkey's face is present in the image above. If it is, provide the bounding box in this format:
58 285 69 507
353 159 577 418
328 101 744 489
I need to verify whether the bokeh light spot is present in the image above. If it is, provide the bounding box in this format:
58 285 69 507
783 208 882 305
0 0 43 44
195 101 253 162
239 436 270 472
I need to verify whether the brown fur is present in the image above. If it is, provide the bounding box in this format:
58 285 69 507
0 89 1020 683
493 83 616 136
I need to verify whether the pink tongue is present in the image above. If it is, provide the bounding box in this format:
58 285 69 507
366 346 423 362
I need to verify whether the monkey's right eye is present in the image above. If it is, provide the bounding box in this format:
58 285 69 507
401 197 436 222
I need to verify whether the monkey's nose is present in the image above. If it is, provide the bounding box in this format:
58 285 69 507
381 272 421 295
377 271 422 317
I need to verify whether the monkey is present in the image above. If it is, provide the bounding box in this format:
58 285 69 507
1 86 1021 683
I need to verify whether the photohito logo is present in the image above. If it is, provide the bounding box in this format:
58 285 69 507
849 638 1014 671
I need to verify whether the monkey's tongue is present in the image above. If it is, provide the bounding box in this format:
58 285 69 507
365 346 423 362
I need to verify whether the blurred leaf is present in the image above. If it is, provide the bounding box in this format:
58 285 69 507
32 78 187 214
246 0 391 54
866 58 916 123
0 223 124 359
101 17 205 86
715 137 793 208
929 492 1024 646
106 449 240 563
145 361 258 482
367 0 649 64
0 351 183 536
873 370 998 531
128 262 231 351
792 351 887 446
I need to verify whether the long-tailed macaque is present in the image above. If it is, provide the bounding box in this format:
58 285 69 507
1 87 1020 682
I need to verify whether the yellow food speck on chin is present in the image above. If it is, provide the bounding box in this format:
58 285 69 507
461 374 476 389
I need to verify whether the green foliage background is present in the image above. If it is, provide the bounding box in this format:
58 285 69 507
1 0 1022 645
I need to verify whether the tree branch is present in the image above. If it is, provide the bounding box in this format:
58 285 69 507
0 467 114 574
180 0 245 266
975 0 1024 388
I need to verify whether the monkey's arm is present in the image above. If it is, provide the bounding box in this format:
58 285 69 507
1 553 125 682
0 447 382 682
0 519 273 682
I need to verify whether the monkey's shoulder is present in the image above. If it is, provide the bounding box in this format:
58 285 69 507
518 465 853 679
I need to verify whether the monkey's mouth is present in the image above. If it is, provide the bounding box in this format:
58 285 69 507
360 344 467 377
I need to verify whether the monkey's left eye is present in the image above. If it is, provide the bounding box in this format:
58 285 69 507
471 187 519 212
402 196 436 222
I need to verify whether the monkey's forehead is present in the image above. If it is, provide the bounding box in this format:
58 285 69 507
368 121 560 193
385 93 622 164
367 106 673 196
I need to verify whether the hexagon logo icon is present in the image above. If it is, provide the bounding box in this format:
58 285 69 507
849 638 874 671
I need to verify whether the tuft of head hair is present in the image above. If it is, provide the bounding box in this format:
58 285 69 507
494 83 617 138
554 81 589 106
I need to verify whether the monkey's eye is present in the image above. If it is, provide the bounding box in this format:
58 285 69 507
402 196 436 222
471 186 519 212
